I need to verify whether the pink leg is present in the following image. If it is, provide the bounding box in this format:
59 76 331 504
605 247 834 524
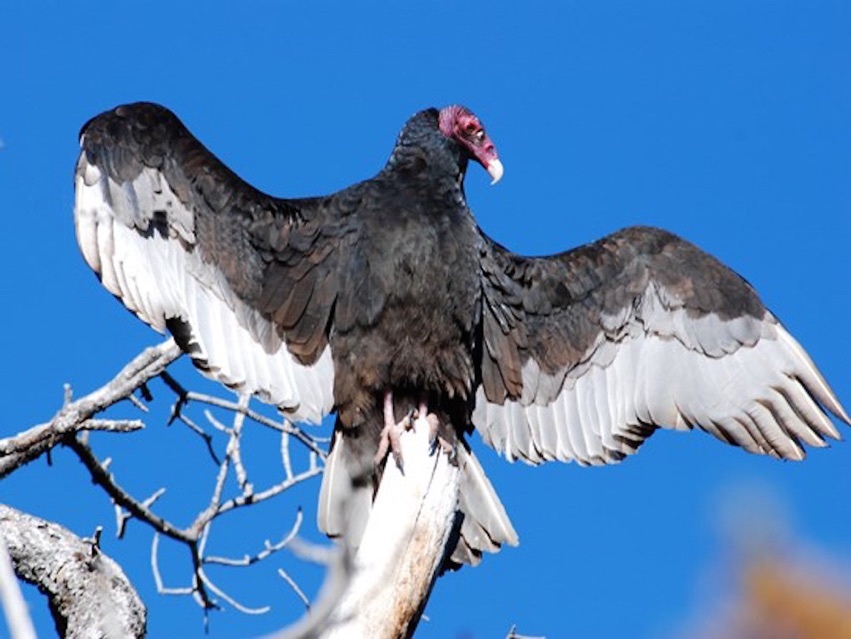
374 389 414 469
417 394 428 421
417 394 452 455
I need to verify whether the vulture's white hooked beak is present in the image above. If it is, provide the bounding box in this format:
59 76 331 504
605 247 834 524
487 159 504 185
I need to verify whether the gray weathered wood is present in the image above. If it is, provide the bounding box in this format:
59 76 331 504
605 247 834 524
324 414 460 638
0 504 146 639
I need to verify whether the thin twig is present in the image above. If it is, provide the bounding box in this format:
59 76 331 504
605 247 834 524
127 393 148 413
179 391 327 458
66 437 194 544
69 420 324 616
281 427 293 482
213 468 323 518
151 533 193 597
151 531 219 612
229 394 251 494
199 566 270 615
205 510 304 567
278 568 311 610
116 488 167 539
159 370 189 424
269 541 354 639
192 450 231 537
174 411 221 464
0 419 143 457
506 625 547 639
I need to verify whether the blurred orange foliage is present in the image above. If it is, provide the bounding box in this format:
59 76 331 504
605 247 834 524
735 559 851 639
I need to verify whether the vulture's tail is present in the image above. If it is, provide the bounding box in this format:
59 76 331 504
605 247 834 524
317 423 375 552
449 440 519 567
317 421 518 568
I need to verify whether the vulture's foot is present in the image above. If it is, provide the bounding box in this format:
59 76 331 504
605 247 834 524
374 390 414 470
422 413 453 456
412 399 454 459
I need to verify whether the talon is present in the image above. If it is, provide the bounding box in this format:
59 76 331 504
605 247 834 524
425 413 440 440
374 391 414 471
403 409 416 430
423 412 455 458
435 435 454 456
375 414 414 470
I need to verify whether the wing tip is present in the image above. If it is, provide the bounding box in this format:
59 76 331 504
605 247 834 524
776 326 850 428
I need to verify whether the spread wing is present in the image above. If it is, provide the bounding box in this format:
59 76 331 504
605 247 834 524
475 225 848 465
75 102 353 423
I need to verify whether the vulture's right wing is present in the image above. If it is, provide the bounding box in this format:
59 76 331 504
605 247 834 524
75 102 353 423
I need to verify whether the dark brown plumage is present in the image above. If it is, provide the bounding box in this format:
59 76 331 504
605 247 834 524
74 102 848 566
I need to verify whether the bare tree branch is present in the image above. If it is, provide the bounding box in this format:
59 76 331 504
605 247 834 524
0 504 146 639
277 568 311 611
66 436 194 543
3 332 462 637
174 391 328 459
281 428 294 481
0 339 181 478
115 488 166 539
44 372 328 619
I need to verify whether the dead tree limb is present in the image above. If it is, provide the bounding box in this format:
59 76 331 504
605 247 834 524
2 335 331 630
2 333 467 636
0 503 146 639
324 414 461 638
0 339 181 478
65 406 322 616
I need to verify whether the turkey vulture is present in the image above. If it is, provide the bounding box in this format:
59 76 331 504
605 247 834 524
74 102 848 566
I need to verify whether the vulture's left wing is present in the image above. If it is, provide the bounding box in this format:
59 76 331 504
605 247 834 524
75 103 349 423
476 225 848 465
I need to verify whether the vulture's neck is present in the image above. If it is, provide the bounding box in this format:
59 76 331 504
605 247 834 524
384 114 469 200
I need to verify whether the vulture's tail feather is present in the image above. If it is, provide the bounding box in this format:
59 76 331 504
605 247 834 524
317 424 517 567
449 441 518 567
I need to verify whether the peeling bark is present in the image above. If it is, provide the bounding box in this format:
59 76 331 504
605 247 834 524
0 504 146 639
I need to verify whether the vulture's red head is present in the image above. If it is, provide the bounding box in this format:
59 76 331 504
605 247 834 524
438 105 504 184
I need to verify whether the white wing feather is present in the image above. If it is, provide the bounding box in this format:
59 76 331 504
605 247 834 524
475 287 847 465
75 160 334 424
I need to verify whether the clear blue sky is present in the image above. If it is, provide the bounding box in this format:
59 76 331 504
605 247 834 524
2 2 849 638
